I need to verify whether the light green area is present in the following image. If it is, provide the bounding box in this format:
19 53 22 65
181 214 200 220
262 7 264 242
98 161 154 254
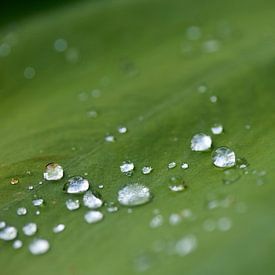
0 0 275 274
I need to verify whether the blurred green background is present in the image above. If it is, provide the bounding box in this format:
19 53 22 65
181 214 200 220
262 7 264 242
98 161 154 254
1 0 275 274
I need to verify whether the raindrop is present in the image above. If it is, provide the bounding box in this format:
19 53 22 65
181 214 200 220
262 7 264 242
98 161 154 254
118 183 152 206
105 135 115 142
175 235 197 256
24 66 36 79
43 163 64 181
29 239 50 255
118 126 128 134
168 162 177 169
212 147 236 168
120 161 135 176
64 176 89 194
32 198 44 207
191 133 212 151
211 124 223 135
83 191 103 209
53 224 65 234
53 38 68 52
142 166 153 175
17 207 27 216
181 163 189 169
150 215 163 228
84 211 104 224
22 223 37 236
66 199 80 211
0 226 18 241
13 240 23 250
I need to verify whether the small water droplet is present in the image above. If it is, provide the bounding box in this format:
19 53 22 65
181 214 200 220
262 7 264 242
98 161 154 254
64 176 89 194
223 169 241 184
84 211 104 224
83 191 103 209
53 224 65 234
29 239 50 255
120 161 135 176
28 185 34 190
142 166 153 175
118 126 128 134
91 89 101 98
212 147 236 168
181 163 189 169
236 158 249 170
106 202 119 213
87 110 98 118
17 207 27 216
0 221 6 229
186 26 201 40
66 199 80 211
203 40 220 53
168 162 177 169
0 43 11 57
211 124 223 135
169 184 187 192
150 214 163 228
98 184 104 189
118 183 152 206
105 135 115 142
43 163 63 181
32 198 44 207
175 235 197 256
203 219 216 232
22 223 37 236
169 214 182 225
13 239 23 250
65 47 79 63
0 226 17 241
217 217 232 231
191 133 212 151
54 38 68 52
210 95 218 103
197 84 208 93
24 66 36 79
10 178 19 185
36 210 40 216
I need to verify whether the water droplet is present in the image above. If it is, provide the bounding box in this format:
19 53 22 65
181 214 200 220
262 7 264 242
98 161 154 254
83 191 103 209
54 38 68 52
105 135 115 142
10 178 19 185
120 161 135 176
29 239 50 255
210 95 218 103
0 221 6 229
53 224 65 234
191 133 212 151
197 84 208 93
0 226 18 241
43 163 64 181
223 169 241 184
65 47 79 63
236 158 249 169
175 235 197 256
168 162 177 169
106 202 119 213
202 40 220 53
212 147 236 168
84 211 104 224
181 163 189 169
24 66 36 79
64 176 89 194
0 43 11 57
22 223 37 236
32 198 44 207
150 215 163 228
17 207 27 216
118 126 128 134
28 185 34 190
217 217 232 231
36 210 40 216
66 199 80 211
98 184 104 189
203 219 216 232
186 26 201 40
87 110 98 118
91 89 101 98
169 213 182 225
142 166 153 175
118 183 151 206
13 239 23 250
169 184 187 192
211 124 223 135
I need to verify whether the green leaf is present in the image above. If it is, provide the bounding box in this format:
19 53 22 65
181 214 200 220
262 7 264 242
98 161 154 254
1 0 275 274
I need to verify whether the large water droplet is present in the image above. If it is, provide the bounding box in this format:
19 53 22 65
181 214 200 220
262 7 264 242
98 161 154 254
65 199 80 211
22 223 37 236
191 134 212 151
43 163 63 181
0 226 17 241
117 183 151 206
64 176 89 194
29 239 50 255
83 191 103 209
212 147 236 168
84 211 104 224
